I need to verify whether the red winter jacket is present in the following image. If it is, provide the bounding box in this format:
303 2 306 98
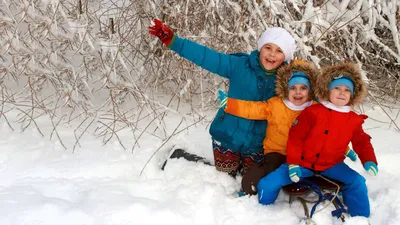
286 103 377 171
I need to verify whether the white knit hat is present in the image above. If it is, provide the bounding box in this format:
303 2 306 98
257 27 296 62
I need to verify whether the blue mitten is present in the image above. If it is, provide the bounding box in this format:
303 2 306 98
364 161 378 176
237 188 247 197
345 149 357 161
288 164 302 183
218 89 228 109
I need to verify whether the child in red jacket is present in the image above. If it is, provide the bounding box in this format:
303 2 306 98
257 63 378 218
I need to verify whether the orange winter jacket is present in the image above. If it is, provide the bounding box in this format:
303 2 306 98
225 96 314 155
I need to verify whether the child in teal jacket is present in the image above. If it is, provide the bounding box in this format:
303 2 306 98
149 18 296 176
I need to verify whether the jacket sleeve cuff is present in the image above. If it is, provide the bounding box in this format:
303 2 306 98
167 35 177 48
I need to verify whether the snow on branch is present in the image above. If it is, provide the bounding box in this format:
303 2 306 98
0 0 399 150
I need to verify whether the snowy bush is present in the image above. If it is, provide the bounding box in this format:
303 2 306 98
0 0 399 149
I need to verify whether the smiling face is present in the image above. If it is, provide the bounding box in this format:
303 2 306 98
288 84 310 106
329 85 351 106
259 43 285 71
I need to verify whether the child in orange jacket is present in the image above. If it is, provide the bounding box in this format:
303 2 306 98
257 63 378 218
223 60 318 195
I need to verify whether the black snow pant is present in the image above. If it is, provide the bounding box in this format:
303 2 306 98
241 152 286 195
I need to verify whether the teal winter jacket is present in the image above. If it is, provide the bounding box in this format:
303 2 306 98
170 36 277 154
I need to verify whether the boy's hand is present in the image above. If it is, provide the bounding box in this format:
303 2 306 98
288 164 302 183
217 89 228 109
364 161 378 176
345 149 357 161
148 18 174 46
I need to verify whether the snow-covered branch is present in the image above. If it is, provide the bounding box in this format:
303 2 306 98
0 0 399 149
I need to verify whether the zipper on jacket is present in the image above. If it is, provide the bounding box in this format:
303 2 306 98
265 70 276 99
247 73 269 149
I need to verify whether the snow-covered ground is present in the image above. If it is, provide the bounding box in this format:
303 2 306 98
0 101 399 225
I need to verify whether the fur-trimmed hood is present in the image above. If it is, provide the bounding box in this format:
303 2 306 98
275 60 318 100
316 63 366 106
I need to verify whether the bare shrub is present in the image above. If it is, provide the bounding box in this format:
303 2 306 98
0 0 399 151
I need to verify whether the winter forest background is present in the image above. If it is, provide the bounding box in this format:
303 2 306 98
1 0 399 151
0 1 400 225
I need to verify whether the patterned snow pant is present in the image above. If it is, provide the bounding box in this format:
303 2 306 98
212 139 264 177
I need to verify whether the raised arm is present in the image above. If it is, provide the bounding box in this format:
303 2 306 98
149 18 239 79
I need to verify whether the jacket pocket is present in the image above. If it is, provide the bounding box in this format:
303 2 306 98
209 109 236 144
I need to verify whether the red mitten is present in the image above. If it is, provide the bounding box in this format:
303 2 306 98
148 18 174 46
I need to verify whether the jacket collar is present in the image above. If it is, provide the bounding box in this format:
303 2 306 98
250 50 277 77
233 50 276 76
321 101 351 113
249 50 262 70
